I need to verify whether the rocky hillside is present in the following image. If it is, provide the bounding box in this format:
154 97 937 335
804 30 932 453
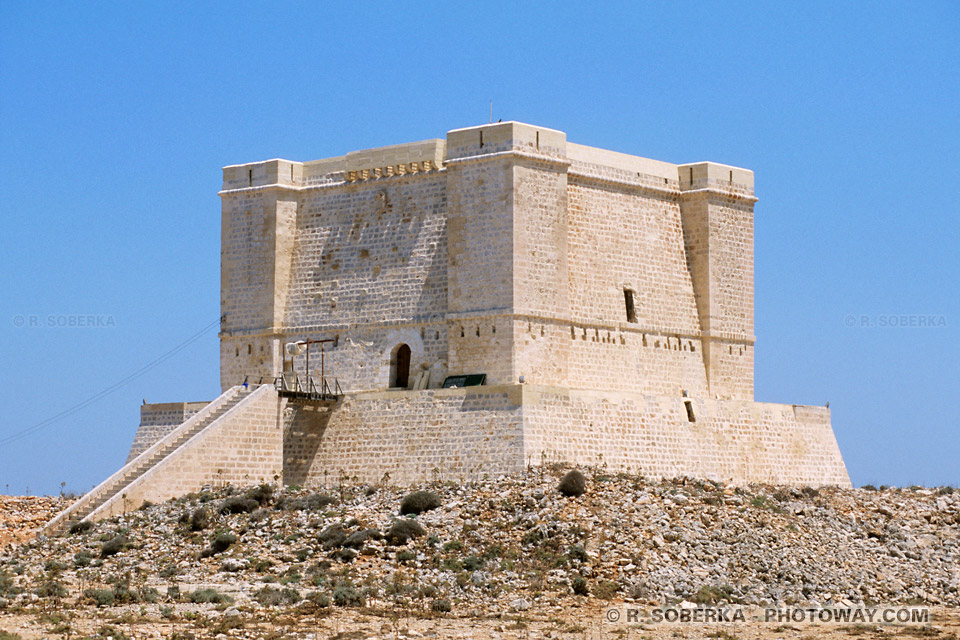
0 468 958 638
0 496 73 549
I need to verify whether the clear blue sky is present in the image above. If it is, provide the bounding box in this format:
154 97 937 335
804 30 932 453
1 2 957 495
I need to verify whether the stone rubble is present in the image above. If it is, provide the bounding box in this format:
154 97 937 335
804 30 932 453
0 496 74 548
0 468 957 635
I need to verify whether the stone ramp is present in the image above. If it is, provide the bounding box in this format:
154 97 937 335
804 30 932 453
43 385 253 534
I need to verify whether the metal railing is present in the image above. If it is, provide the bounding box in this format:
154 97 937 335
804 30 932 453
243 374 342 401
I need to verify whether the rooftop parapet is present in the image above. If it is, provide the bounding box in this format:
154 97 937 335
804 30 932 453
678 161 755 198
221 159 303 191
218 127 755 199
222 139 448 191
342 138 445 180
445 121 567 163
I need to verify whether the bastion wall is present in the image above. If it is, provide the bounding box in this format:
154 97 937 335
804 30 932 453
119 121 850 495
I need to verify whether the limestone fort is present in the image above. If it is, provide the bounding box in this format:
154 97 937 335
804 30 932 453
48 121 850 531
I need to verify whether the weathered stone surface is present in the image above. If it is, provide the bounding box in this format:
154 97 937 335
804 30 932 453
106 122 848 522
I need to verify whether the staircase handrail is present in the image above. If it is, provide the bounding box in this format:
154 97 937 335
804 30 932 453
45 385 245 532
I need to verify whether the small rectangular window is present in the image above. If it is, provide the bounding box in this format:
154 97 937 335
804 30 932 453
624 289 637 323
684 400 696 423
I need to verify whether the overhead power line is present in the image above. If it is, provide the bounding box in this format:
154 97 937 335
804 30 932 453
0 316 223 448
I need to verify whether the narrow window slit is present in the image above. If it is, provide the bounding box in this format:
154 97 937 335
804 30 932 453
624 289 637 323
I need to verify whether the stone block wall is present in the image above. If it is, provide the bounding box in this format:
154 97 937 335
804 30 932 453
274 384 847 489
109 382 846 521
90 386 284 521
126 401 209 462
203 122 848 489
444 141 515 385
520 385 849 487
283 385 525 486
678 163 757 400
218 122 763 398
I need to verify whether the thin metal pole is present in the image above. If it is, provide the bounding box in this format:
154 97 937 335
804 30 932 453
305 342 309 392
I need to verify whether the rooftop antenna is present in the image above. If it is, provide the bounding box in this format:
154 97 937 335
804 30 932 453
489 100 493 124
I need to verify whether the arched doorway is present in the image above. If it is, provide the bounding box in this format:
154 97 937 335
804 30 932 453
391 343 411 388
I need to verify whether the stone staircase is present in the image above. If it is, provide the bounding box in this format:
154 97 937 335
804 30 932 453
44 385 253 534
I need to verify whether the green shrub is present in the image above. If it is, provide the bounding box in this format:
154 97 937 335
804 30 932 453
318 524 348 549
74 550 92 568
43 559 66 572
68 520 94 535
252 558 274 573
84 588 115 607
692 584 736 605
200 531 237 558
431 598 452 613
189 588 233 604
572 575 589 596
100 535 127 558
334 549 357 563
331 582 364 607
254 585 301 606
343 528 382 548
279 569 301 585
35 580 68 598
772 487 793 502
400 490 441 515
593 580 619 600
190 507 209 531
396 550 416 563
462 556 484 571
568 544 588 562
558 470 586 497
307 592 331 607
213 531 237 551
245 484 275 505
220 497 259 514
96 625 130 640
276 493 336 511
0 571 19 599
386 519 426 545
